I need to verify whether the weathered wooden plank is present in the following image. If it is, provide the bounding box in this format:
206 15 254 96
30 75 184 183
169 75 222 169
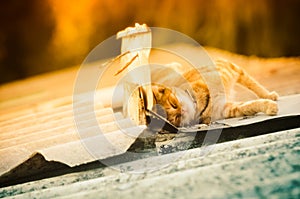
117 23 153 125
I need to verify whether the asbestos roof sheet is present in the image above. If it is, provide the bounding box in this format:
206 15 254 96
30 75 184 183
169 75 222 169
0 45 300 189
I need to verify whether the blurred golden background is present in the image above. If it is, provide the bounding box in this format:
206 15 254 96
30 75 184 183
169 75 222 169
0 0 300 84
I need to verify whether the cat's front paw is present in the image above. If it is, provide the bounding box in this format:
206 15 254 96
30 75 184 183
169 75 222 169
267 91 279 101
265 100 278 115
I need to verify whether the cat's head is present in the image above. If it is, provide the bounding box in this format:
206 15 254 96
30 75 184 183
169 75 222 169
151 84 196 127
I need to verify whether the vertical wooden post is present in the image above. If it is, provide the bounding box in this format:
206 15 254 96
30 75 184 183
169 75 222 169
116 23 153 125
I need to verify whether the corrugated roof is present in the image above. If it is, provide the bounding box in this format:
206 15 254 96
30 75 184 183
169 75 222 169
0 45 300 197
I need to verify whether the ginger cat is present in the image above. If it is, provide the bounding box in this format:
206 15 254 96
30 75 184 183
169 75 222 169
150 59 279 127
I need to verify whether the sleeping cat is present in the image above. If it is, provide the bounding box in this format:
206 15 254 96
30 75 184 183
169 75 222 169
150 59 279 127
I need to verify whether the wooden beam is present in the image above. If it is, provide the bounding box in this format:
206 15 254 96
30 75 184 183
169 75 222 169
116 23 153 125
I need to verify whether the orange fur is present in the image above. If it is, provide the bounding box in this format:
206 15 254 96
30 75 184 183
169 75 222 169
151 59 279 127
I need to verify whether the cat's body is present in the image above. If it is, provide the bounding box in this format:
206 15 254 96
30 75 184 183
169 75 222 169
150 59 279 127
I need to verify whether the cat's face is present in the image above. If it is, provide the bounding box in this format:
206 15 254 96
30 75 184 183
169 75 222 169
151 84 196 127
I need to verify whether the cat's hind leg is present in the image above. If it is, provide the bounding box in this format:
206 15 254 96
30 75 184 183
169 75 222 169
223 99 278 118
222 60 279 101
238 74 279 101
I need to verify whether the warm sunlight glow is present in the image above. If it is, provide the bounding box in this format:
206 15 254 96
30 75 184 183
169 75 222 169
49 0 95 61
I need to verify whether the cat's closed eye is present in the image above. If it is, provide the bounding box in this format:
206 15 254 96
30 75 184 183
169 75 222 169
168 97 178 109
158 87 165 93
